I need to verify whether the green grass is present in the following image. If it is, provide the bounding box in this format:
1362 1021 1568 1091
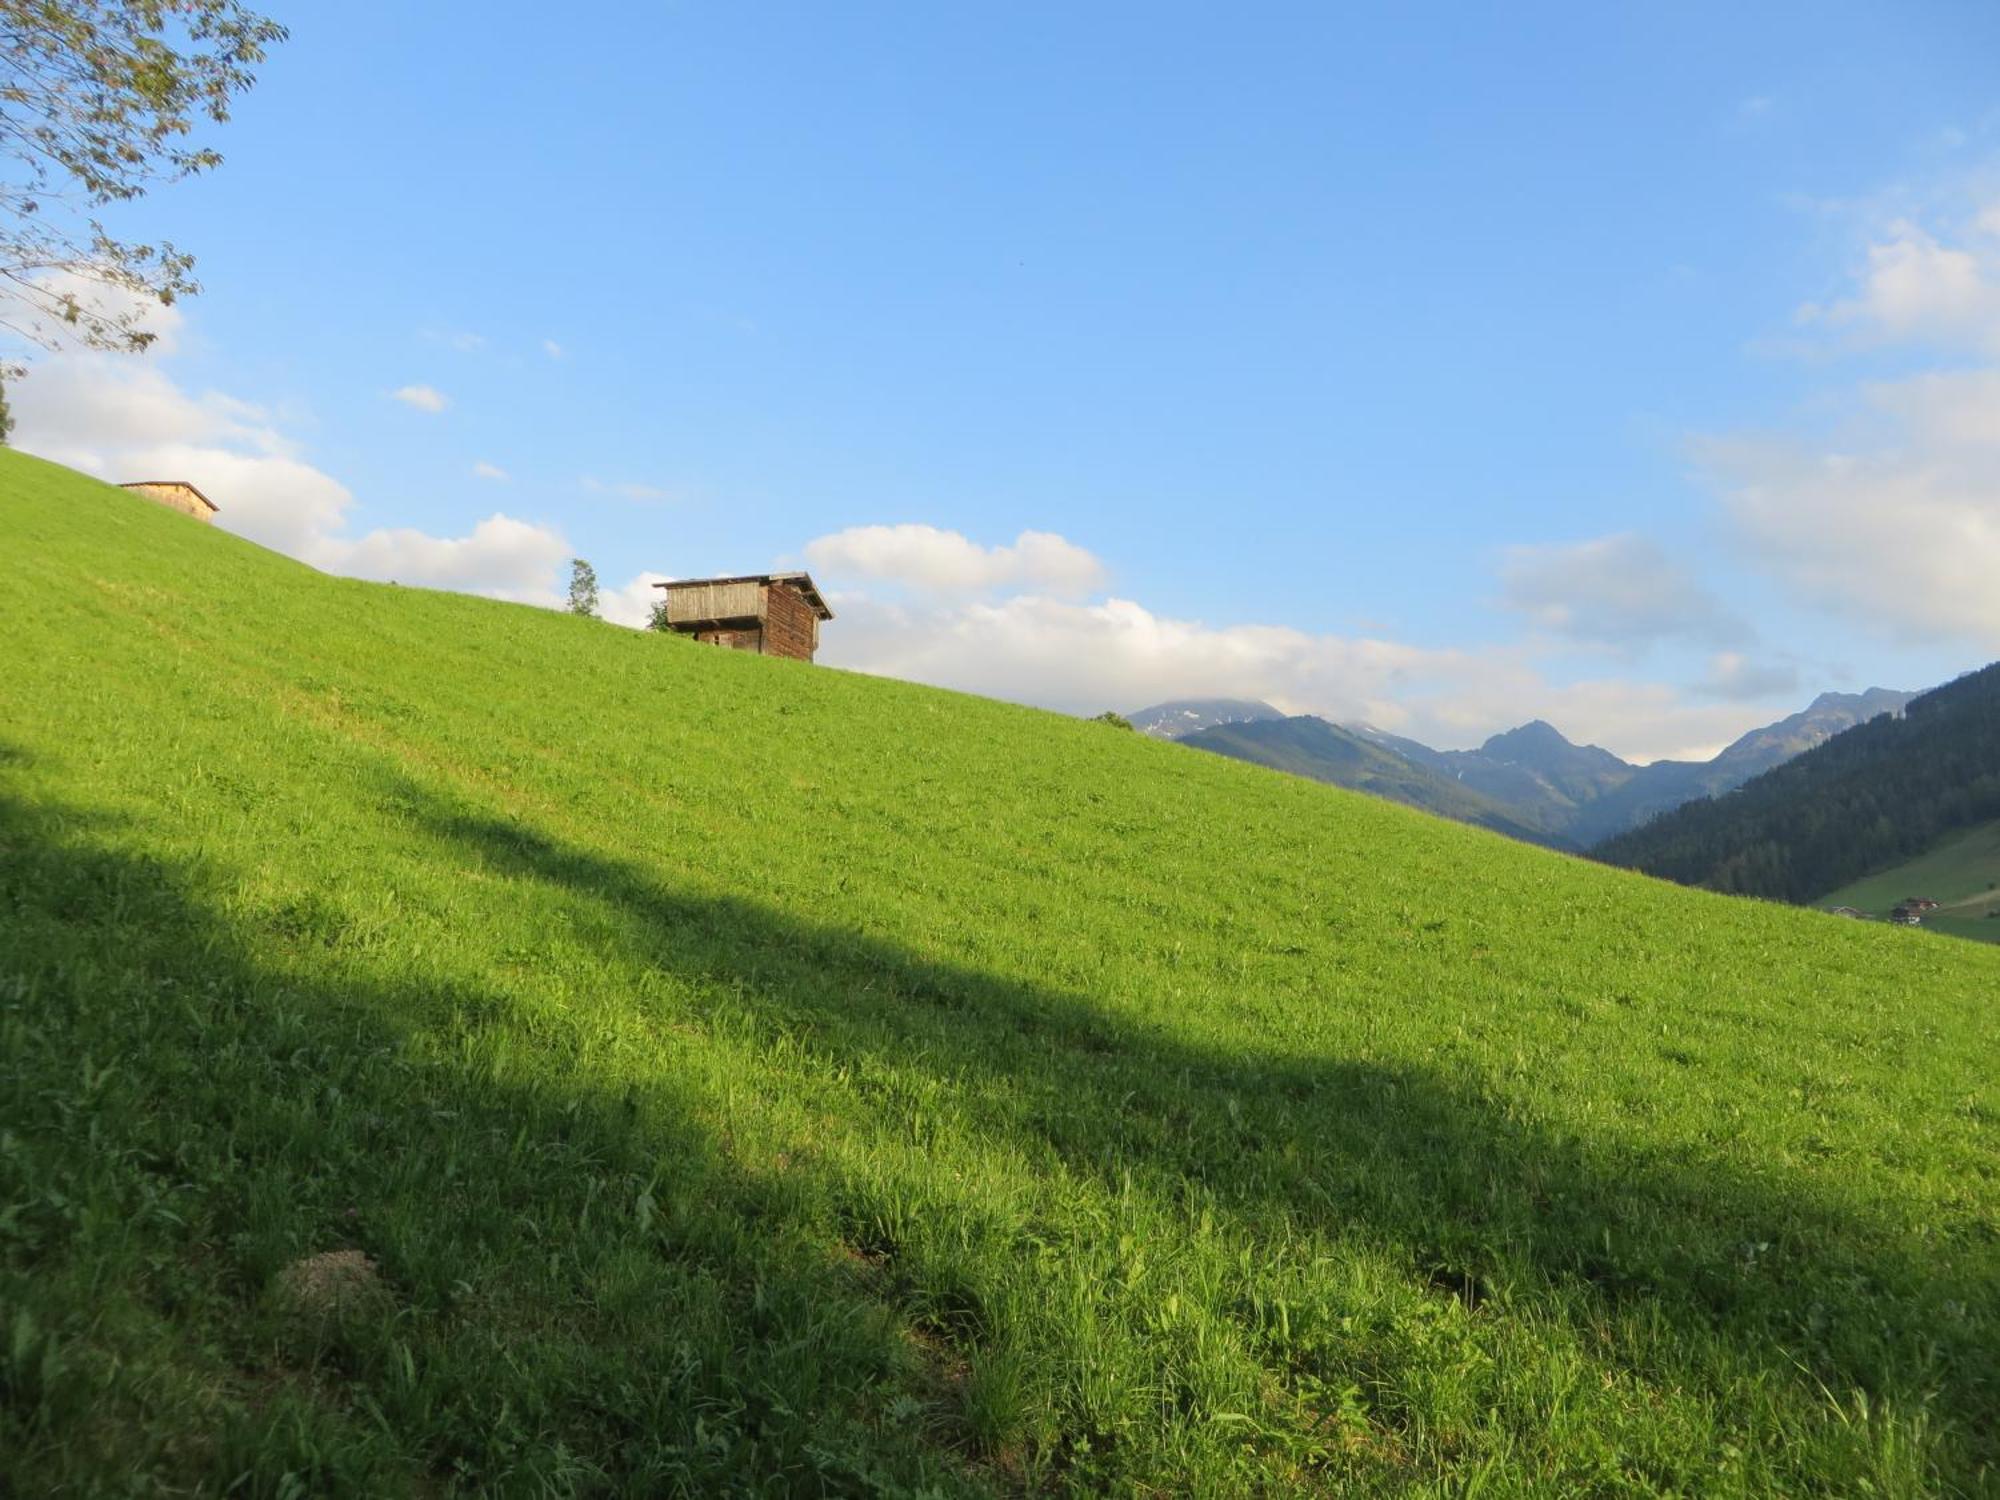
1 447 1996 1496
1824 820 2000 945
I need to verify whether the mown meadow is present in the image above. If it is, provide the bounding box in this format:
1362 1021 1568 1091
2 449 1996 1496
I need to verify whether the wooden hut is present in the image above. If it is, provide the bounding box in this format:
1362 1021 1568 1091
651 572 833 662
119 480 218 523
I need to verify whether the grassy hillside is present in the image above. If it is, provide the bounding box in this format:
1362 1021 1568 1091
1824 820 2000 944
2 449 1996 1497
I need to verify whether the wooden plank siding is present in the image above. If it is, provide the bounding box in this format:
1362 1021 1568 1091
662 579 768 627
762 581 819 661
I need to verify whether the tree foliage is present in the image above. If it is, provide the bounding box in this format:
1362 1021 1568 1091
0 369 12 442
1597 662 2000 901
0 0 286 364
566 558 599 619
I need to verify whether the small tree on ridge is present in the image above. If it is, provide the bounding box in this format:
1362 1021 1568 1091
567 558 600 618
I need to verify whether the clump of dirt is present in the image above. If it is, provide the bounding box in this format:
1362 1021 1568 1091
273 1250 388 1322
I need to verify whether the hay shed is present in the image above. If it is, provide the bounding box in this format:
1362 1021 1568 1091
652 572 833 662
120 480 218 523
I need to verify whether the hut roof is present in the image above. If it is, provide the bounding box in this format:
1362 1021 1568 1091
653 571 833 620
120 479 219 513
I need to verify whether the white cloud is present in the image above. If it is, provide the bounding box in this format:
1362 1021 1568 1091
1702 193 2000 650
806 523 1108 598
472 460 511 481
11 345 571 607
600 571 673 629
542 339 565 360
328 514 568 603
1866 368 2000 448
1496 533 1747 649
1800 214 2000 352
12 356 352 559
392 384 450 413
1701 411 2000 649
581 476 673 503
814 577 1771 763
1694 651 1801 702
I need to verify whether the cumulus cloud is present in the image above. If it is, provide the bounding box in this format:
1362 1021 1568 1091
392 384 450 413
806 523 1108 598
812 574 1772 763
1700 198 2000 650
11 346 570 606
1496 533 1747 650
472 460 511 481
1799 212 2000 352
330 514 568 603
1700 404 2000 649
600 571 673 629
1866 368 2000 448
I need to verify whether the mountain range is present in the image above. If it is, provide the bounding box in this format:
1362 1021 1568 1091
1140 687 1915 849
1127 698 1286 739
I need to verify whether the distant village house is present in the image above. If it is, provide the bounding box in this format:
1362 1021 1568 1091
119 480 218 523
652 572 832 662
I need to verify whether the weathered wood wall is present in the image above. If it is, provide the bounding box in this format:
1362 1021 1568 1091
663 580 766 626
120 483 215 523
763 582 819 661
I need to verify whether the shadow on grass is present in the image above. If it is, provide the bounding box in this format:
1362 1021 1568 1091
0 784 992 1497
403 787 1997 1483
2 766 1993 1494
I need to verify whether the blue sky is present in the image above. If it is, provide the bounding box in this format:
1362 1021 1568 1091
16 1 2000 758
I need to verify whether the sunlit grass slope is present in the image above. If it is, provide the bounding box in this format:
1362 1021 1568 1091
2 449 1996 1497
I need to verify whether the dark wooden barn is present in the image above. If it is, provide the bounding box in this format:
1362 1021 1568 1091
651 572 833 662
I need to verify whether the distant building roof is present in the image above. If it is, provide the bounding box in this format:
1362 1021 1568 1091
119 479 218 513
652 571 833 620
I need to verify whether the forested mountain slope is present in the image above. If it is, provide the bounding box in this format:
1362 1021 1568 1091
1597 664 2000 901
